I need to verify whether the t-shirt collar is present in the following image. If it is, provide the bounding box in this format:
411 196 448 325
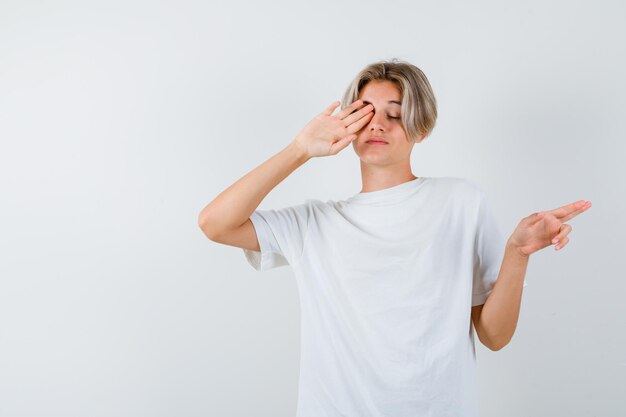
346 177 427 205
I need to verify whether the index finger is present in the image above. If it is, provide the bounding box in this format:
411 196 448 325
549 200 592 220
336 99 372 120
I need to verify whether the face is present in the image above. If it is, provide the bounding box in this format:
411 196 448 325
352 80 415 166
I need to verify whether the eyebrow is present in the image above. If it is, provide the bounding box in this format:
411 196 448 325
362 100 401 106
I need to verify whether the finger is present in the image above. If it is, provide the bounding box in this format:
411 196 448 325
551 223 572 245
555 236 569 251
548 200 591 220
335 99 371 120
343 113 373 137
343 104 374 131
342 103 374 127
559 200 592 223
323 101 341 116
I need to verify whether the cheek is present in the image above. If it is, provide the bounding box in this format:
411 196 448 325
351 140 362 155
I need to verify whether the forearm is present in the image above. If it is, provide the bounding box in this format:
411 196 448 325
477 239 529 350
198 141 310 237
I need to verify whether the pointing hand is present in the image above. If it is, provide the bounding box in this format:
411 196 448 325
508 200 593 257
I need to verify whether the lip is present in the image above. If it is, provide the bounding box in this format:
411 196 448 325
366 137 389 145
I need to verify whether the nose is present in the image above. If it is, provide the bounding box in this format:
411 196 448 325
368 111 387 132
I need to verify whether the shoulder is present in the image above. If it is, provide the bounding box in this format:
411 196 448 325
303 197 343 213
430 176 485 201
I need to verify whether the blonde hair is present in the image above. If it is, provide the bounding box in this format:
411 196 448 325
341 58 438 143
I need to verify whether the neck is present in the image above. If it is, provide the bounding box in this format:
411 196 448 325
359 161 417 193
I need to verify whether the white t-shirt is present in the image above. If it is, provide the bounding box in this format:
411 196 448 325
243 176 527 417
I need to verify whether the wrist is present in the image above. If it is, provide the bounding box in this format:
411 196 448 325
287 140 311 163
506 238 530 260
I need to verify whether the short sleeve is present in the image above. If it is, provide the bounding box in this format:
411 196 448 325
242 202 310 272
472 190 527 306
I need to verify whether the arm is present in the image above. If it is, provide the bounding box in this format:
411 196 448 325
198 142 310 240
198 99 374 241
473 239 528 351
473 199 592 351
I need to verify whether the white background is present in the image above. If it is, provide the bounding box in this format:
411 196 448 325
1 0 625 416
